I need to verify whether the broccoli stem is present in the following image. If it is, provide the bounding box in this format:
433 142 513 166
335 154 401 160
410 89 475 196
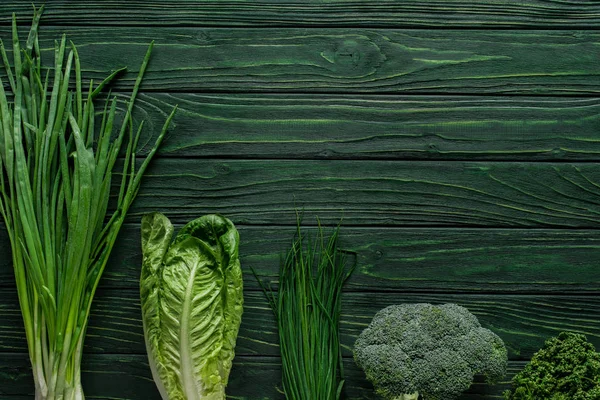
394 393 419 400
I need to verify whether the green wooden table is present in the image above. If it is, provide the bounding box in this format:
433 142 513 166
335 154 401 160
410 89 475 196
1 1 600 398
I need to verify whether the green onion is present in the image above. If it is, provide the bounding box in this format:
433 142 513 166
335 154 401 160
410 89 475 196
0 7 176 399
254 213 356 400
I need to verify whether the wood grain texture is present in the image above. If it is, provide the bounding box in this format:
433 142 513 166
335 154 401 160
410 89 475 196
2 27 599 94
0 3 598 399
2 1 599 28
109 159 600 228
0 353 523 399
2 288 599 360
3 225 599 293
124 94 600 161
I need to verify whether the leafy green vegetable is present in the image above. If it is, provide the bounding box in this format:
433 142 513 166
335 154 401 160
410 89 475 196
254 214 355 400
504 332 600 399
354 303 508 400
0 6 175 399
140 212 244 400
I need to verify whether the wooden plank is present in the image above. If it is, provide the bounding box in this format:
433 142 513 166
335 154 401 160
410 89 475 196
2 27 599 94
0 160 597 227
1 1 599 28
117 159 600 227
127 94 600 161
2 289 599 360
3 225 600 293
0 353 537 400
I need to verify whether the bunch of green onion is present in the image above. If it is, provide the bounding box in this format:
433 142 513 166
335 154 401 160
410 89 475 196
0 7 176 399
255 214 355 400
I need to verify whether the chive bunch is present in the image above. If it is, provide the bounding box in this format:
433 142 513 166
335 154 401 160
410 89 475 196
256 214 355 400
0 7 175 399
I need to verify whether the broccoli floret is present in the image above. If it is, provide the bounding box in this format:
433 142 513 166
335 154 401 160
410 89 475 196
504 332 600 399
353 303 508 400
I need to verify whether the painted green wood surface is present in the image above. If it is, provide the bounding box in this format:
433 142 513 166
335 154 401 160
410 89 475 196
2 27 600 94
1 226 599 292
118 159 600 227
1 354 527 399
1 3 599 400
1 1 599 28
2 288 600 359
109 94 600 161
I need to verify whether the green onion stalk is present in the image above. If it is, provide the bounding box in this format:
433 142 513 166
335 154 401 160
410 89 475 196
0 7 176 400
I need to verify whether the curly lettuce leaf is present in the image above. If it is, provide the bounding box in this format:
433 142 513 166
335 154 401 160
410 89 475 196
141 212 244 400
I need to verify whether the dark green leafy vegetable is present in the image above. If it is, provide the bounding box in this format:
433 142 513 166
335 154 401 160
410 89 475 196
0 7 175 399
354 303 508 400
254 214 355 400
140 212 244 400
504 332 600 400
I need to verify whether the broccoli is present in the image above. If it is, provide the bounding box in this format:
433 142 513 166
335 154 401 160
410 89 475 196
353 303 508 400
504 332 600 400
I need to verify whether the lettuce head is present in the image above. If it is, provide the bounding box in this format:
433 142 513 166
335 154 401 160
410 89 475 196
140 212 243 400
